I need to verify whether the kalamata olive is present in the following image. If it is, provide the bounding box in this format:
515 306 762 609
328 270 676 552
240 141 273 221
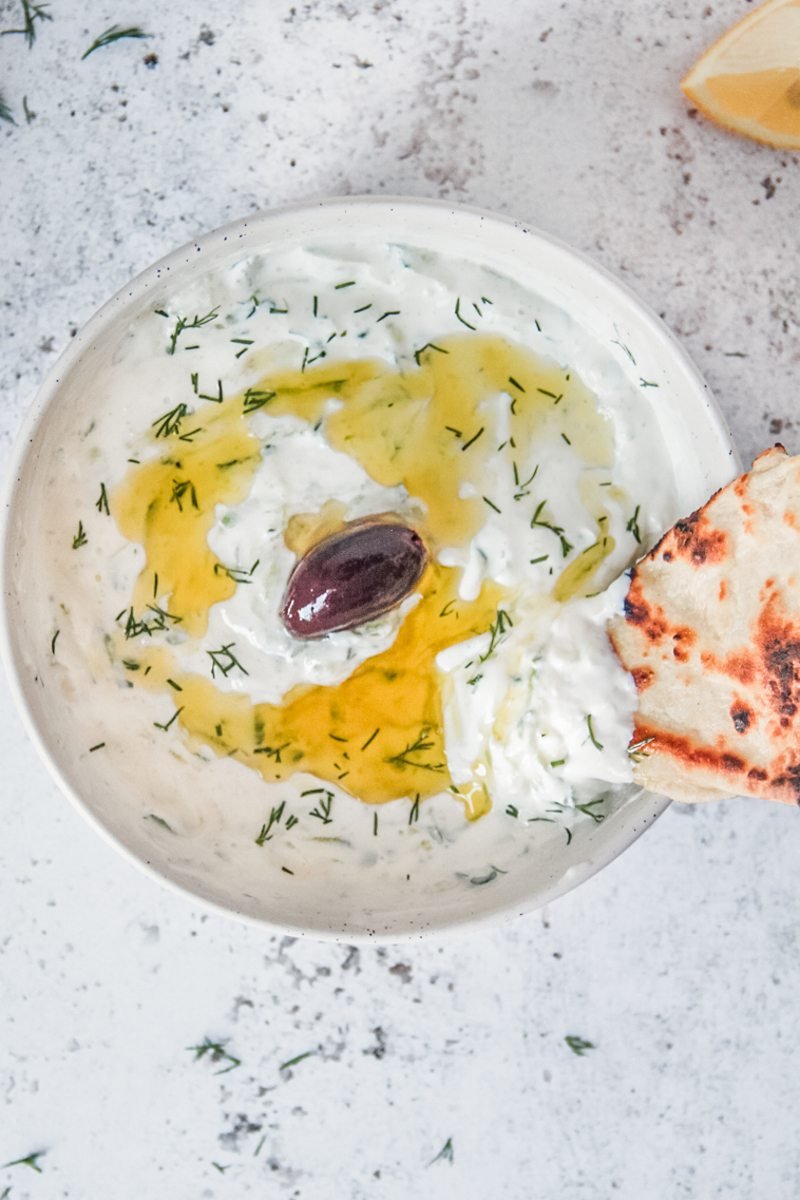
280 519 427 638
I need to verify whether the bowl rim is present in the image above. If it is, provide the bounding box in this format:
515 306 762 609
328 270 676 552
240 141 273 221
0 193 738 941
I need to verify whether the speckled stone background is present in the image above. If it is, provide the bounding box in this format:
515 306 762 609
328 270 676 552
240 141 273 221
2 2 799 1197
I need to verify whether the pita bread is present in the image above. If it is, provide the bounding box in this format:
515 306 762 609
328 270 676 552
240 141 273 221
609 445 800 804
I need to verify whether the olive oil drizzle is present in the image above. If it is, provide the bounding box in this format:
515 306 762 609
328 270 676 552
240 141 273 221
111 333 618 811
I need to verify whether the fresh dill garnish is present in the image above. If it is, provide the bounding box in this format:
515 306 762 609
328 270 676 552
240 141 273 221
626 504 642 543
361 727 380 751
152 402 189 438
285 814 299 831
534 318 542 331
230 336 253 349
280 1050 316 1071
243 388 276 413
82 24 151 60
353 302 372 313
0 92 15 124
561 432 571 446
95 482 110 514
537 387 563 403
2 1149 46 1173
166 678 182 692
198 379 223 404
153 706 184 733
550 758 565 768
508 376 525 393
586 714 603 750
255 801 286 845
71 520 87 549
467 673 482 687
207 642 248 679
373 812 379 836
170 478 199 512
334 280 355 289
482 496 501 513
461 426 484 452
309 791 334 824
529 554 548 565
386 730 445 773
214 559 259 585
454 298 476 330
531 500 573 557
611 337 636 364
88 742 105 752
639 378 659 388
165 307 219 355
187 1037 241 1074
329 732 348 743
565 1035 595 1057
376 310 400 323
408 793 421 824
513 464 539 500
505 804 519 818
413 342 448 367
428 1137 454 1167
439 599 457 618
628 736 655 763
575 797 606 824
146 602 182 630
1 0 52 49
479 608 513 663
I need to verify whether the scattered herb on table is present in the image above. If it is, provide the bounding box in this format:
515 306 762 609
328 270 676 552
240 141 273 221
82 24 150 60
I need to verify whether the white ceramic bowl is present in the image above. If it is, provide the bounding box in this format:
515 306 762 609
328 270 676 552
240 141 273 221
0 197 737 940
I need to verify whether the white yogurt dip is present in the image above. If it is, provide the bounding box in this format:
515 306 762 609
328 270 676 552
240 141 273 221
30 238 684 902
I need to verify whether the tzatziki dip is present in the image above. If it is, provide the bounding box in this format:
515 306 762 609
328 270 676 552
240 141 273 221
33 238 683 918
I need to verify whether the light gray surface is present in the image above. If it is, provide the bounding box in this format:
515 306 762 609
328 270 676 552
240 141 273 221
1 2 799 1197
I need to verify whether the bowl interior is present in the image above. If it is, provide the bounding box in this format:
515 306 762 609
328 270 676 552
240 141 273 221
1 198 736 938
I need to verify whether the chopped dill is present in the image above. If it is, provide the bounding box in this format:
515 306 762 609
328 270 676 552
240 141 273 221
386 730 445 773
207 643 248 679
626 504 642 543
531 500 573 558
165 307 219 355
586 714 603 750
71 520 87 549
82 24 150 59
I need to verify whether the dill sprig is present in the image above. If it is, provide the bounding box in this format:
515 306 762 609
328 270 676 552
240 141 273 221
95 482 110 515
565 1035 595 1057
1 0 52 49
454 298 476 330
413 342 448 367
628 736 654 763
0 92 15 124
255 801 285 845
214 558 259 585
82 24 151 60
626 504 642 544
187 1037 241 1075
71 520 87 549
308 791 334 824
2 1149 46 1172
280 1050 316 1071
165 307 219 355
207 642 248 679
513 463 539 500
243 388 275 413
586 714 603 750
461 426 484 452
170 478 199 512
531 500 573 558
428 1138 454 1167
386 729 445 773
152 402 190 438
408 793 421 824
477 608 513 664
153 705 183 732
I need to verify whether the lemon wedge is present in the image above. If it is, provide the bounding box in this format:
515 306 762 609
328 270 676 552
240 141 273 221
682 0 800 149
